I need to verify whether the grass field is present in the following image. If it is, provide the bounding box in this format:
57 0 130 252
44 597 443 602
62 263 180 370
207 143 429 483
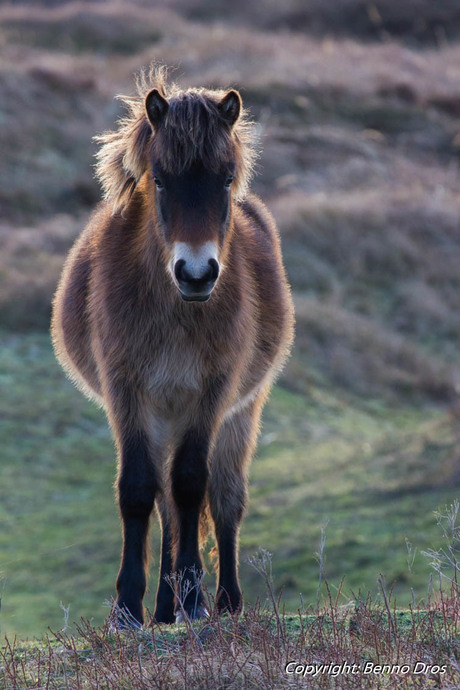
1 333 459 638
0 1 460 673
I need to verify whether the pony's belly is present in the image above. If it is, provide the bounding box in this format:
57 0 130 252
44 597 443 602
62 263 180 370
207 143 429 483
223 350 282 420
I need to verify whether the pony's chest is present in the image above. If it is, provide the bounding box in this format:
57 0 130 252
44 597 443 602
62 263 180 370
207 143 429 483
143 327 205 412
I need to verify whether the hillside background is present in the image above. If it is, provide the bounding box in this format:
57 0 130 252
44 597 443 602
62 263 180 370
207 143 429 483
1 0 460 638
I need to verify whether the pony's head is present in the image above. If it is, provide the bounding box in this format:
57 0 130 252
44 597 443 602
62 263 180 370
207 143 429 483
145 87 243 302
95 67 257 302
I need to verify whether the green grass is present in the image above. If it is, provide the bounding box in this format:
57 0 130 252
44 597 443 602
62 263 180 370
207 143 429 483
245 385 458 608
1 332 458 638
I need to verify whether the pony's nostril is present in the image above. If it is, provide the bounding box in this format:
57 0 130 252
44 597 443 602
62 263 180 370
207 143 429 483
174 258 219 285
208 259 219 282
174 259 187 283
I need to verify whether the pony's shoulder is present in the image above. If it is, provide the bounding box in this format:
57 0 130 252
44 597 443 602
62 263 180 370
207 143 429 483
236 194 280 248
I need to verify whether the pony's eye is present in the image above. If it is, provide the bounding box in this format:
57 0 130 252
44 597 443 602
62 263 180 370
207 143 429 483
153 176 163 189
224 175 234 188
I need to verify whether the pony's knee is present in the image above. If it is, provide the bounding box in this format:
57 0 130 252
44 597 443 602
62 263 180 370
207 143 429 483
118 475 157 519
118 431 158 518
172 430 209 509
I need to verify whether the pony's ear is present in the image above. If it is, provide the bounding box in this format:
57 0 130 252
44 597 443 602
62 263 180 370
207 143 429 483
218 90 242 127
145 89 169 129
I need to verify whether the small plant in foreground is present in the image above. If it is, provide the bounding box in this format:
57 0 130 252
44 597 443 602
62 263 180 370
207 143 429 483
422 501 460 590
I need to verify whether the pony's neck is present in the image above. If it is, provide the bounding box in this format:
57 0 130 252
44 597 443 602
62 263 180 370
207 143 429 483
120 174 164 274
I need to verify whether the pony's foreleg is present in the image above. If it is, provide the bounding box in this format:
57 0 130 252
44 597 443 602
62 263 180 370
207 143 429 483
171 429 210 620
153 494 175 623
208 399 263 614
115 428 158 627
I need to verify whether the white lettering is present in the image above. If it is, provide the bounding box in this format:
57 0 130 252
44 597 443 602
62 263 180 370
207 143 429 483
285 660 445 677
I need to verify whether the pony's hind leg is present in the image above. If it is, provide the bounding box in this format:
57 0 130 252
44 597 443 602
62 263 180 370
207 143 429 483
171 429 210 620
115 428 159 627
153 494 175 623
208 398 263 615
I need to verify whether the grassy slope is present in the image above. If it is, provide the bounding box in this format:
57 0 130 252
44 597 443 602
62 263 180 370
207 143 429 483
1 333 458 638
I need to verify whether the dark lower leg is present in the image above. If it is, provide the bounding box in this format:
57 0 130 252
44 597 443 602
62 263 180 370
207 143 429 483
208 465 247 615
174 508 205 616
116 431 157 626
153 503 175 624
215 523 243 614
171 430 209 618
116 518 150 625
209 402 260 616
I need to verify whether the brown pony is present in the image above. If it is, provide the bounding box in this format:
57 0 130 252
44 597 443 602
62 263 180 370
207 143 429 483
51 67 294 626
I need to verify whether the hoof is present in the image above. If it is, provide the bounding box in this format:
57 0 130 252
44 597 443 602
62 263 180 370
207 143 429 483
175 604 210 623
216 588 242 617
152 610 176 625
109 617 142 633
110 604 143 631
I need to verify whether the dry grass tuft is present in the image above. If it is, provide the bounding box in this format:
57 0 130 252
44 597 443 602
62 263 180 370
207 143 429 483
1 582 459 688
0 215 85 330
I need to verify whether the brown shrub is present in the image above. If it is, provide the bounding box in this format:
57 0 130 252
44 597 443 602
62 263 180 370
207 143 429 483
0 215 84 330
1 0 460 405
289 296 457 402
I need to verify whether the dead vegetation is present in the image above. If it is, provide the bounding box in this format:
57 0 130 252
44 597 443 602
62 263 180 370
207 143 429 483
1 2 460 676
1 580 459 689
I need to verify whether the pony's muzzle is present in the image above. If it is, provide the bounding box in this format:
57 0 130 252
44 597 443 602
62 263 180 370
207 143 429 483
174 258 219 302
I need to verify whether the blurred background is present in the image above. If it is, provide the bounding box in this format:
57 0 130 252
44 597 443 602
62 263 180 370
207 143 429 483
1 0 460 637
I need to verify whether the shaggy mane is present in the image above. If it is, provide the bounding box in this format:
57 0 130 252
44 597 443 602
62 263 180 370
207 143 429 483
95 66 258 212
